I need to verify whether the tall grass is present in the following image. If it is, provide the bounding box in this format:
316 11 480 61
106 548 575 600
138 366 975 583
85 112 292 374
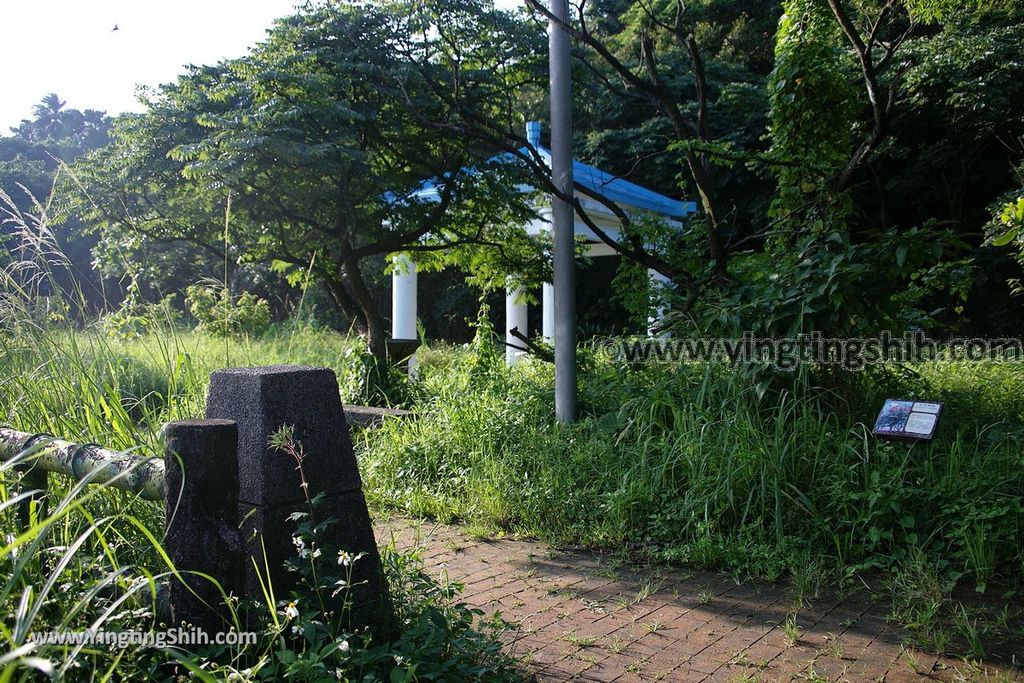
359 344 1024 653
4 315 370 442
361 343 1024 596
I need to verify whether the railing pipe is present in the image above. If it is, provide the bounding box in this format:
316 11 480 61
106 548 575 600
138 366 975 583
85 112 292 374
0 427 165 501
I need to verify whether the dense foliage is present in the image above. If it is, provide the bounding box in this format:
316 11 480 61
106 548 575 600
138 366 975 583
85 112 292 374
4 0 1021 343
0 95 112 310
2 311 1021 662
517 0 1024 337
65 0 543 360
0 300 520 680
364 332 1024 588
360 330 1024 653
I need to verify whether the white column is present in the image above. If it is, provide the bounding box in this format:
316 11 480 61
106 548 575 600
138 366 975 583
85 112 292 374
505 285 528 365
391 254 417 340
541 282 555 341
648 268 671 338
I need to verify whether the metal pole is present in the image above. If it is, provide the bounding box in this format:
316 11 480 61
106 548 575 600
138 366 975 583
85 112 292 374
550 0 576 422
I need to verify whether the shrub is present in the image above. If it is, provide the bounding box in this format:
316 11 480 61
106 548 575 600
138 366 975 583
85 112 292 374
185 283 271 337
100 293 181 339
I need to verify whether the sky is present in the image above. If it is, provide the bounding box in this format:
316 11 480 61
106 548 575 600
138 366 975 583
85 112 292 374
1 0 528 134
0 0 302 132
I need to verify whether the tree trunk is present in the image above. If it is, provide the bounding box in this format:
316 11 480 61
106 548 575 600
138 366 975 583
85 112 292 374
684 150 728 282
341 257 387 362
326 278 368 336
324 254 389 365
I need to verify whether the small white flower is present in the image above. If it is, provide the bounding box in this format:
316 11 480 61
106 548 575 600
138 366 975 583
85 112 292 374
338 639 350 654
311 547 322 560
284 601 300 619
337 551 352 566
291 624 304 636
293 536 309 559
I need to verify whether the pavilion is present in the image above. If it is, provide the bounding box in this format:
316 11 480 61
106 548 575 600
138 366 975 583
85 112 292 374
390 121 698 364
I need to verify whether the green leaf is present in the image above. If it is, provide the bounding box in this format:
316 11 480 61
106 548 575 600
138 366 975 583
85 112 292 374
990 229 1019 247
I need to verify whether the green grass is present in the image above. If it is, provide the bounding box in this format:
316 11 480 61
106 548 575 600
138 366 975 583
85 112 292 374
359 337 1024 654
0 231 509 668
4 318 1023 662
362 347 1024 587
1 323 368 443
1 309 517 678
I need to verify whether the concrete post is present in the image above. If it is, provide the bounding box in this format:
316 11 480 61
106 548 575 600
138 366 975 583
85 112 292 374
204 366 395 637
505 285 528 365
542 282 555 341
163 419 244 631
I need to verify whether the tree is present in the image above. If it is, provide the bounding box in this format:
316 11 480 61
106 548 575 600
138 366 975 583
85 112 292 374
72 0 541 359
518 0 782 290
0 94 112 309
519 0 1024 337
759 0 1024 336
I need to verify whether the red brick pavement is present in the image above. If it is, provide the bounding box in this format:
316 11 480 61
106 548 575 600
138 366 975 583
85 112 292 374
376 519 1023 683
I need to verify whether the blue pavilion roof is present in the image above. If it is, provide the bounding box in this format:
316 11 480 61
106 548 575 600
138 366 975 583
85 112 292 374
401 122 697 220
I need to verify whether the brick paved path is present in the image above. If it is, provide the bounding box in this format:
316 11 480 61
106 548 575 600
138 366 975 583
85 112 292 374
376 520 1022 683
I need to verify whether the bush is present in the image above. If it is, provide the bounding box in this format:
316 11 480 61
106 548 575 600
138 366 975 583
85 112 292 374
185 283 272 337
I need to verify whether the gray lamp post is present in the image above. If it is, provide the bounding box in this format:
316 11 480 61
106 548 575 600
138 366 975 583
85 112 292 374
549 0 576 422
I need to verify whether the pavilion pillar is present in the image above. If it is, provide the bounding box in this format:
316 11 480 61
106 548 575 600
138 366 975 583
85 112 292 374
505 284 528 365
648 268 671 338
541 282 555 341
391 254 417 340
391 255 418 374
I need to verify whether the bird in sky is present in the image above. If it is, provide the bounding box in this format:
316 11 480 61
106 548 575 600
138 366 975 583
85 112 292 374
112 24 119 32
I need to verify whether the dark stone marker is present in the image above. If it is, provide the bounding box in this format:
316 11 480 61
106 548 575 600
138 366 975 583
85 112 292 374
163 419 244 631
205 366 395 637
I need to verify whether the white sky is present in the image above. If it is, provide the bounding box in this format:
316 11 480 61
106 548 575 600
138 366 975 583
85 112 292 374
0 0 302 132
